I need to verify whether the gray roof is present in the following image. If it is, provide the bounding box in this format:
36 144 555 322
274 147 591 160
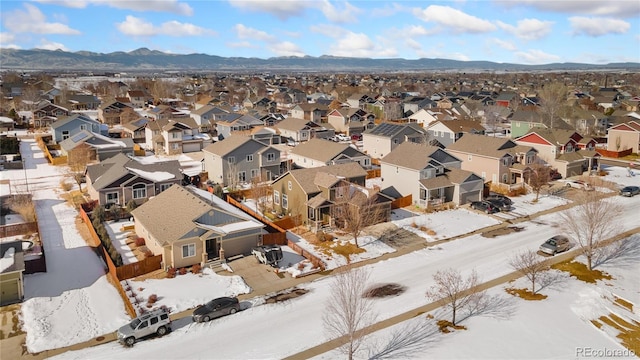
59 130 133 152
86 153 182 191
290 138 366 163
380 142 456 170
203 135 259 156
50 113 97 130
419 168 481 189
446 134 536 158
364 122 427 138
122 117 148 131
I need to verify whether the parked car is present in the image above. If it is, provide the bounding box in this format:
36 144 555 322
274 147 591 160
192 297 240 323
619 186 640 197
117 308 171 347
470 201 499 214
351 133 362 141
336 134 350 142
486 198 511 211
550 169 562 180
564 179 594 191
486 193 513 206
252 244 283 267
539 235 571 255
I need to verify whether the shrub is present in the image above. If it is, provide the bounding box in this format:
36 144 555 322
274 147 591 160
191 264 201 274
147 294 158 304
7 194 36 222
91 205 106 223
143 248 154 258
134 237 145 247
297 262 305 270
167 267 176 278
179 267 187 275
125 199 138 213
60 180 73 192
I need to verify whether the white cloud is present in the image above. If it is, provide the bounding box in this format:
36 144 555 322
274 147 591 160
0 32 16 44
413 5 496 33
317 0 362 24
116 16 216 37
496 18 553 41
514 49 561 65
268 41 305 57
328 32 397 58
371 3 410 18
309 24 347 38
404 25 439 37
2 3 81 35
405 38 423 51
499 0 639 18
226 41 257 49
35 38 69 51
234 24 276 42
229 0 361 23
569 17 630 37
490 38 517 51
36 0 193 16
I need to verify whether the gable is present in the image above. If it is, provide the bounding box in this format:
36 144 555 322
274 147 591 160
516 133 553 146
609 123 639 132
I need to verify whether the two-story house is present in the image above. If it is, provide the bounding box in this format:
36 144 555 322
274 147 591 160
32 101 69 128
426 119 486 147
59 130 135 162
203 135 283 186
50 114 104 144
215 113 264 139
190 104 223 131
446 134 538 186
65 94 101 111
126 90 150 108
85 153 182 206
98 100 133 126
145 118 210 155
607 120 640 154
275 117 335 143
362 122 429 159
380 142 483 208
289 103 330 123
289 138 371 169
327 108 375 135
121 117 149 144
146 105 189 121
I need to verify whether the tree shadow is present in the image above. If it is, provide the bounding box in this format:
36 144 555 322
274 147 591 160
594 234 640 269
367 317 442 360
460 292 518 322
536 270 571 293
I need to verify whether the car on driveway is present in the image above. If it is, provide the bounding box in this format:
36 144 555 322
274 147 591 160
252 244 283 267
539 235 571 255
486 193 513 206
470 201 499 214
619 186 640 197
564 179 594 191
117 308 171 347
192 297 240 323
486 198 511 211
336 134 350 142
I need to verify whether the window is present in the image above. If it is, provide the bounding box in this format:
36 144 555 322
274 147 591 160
364 159 370 166
481 171 486 179
251 169 259 179
62 130 70 140
287 181 292 190
182 244 195 258
139 321 148 329
502 174 508 183
273 190 280 205
132 183 146 199
106 192 119 204
160 183 171 192
246 154 253 162
227 156 235 164
171 143 180 150
150 317 158 325
308 207 314 220
172 132 179 139
80 124 87 131
282 194 288 209
267 153 275 162
238 171 246 182
502 157 510 166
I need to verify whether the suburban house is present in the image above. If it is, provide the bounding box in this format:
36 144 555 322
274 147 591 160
59 130 135 162
509 109 545 138
515 129 599 178
380 142 483 208
32 101 69 128
346 93 375 109
146 105 189 121
190 104 221 131
203 135 283 186
426 119 486 147
50 114 104 144
607 120 640 154
289 103 330 123
66 94 101 111
289 138 371 169
446 134 539 186
495 92 519 108
271 162 386 231
327 108 375 135
121 117 149 144
131 184 265 269
215 113 264 139
145 118 211 155
362 122 429 159
0 241 25 306
85 152 182 206
126 90 150 108
98 100 133 126
275 117 335 143
407 108 438 126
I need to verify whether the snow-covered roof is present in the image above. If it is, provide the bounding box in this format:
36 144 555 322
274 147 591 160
126 167 176 182
0 247 15 273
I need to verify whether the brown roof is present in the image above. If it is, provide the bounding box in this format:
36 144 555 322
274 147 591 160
290 138 364 163
203 135 254 156
380 142 442 170
275 117 312 132
285 162 367 195
446 134 535 158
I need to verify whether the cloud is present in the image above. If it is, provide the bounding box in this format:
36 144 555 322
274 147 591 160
0 32 16 44
371 2 410 18
413 5 496 33
35 38 69 51
317 0 362 24
2 3 81 35
404 25 439 37
309 24 348 38
405 38 423 51
569 17 630 37
514 49 561 65
268 41 305 57
234 24 276 42
226 41 257 49
497 0 639 18
229 0 361 23
116 16 216 37
328 32 397 58
36 0 193 16
496 18 553 41
490 38 517 51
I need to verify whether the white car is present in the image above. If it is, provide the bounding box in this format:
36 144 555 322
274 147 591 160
336 134 350 142
564 179 594 191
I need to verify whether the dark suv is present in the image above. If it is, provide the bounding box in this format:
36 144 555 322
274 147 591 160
192 297 240 323
470 201 499 214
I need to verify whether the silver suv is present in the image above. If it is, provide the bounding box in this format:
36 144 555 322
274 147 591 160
117 308 171 347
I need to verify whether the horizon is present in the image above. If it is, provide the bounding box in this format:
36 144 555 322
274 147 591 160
1 1 639 65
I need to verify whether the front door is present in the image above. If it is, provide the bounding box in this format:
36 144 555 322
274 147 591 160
205 238 219 260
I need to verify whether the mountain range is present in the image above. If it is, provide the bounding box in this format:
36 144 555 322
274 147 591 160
1 48 639 72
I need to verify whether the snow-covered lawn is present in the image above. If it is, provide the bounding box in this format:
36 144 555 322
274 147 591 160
103 220 137 265
392 208 501 241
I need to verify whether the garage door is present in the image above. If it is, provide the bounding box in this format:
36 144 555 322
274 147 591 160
460 191 481 205
0 279 20 306
183 142 201 153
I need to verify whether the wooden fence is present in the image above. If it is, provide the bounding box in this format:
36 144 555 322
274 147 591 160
0 222 38 238
286 237 326 271
366 168 381 179
262 232 287 245
391 194 412 209
226 196 289 234
116 256 163 280
36 136 67 165
596 148 633 158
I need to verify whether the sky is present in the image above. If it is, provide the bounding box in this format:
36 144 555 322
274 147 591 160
0 1 639 65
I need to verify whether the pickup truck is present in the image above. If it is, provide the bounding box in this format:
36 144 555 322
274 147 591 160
251 245 283 267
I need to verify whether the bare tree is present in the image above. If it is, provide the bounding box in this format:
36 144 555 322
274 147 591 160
526 163 551 202
425 268 483 326
67 145 93 192
248 174 270 217
323 266 377 360
225 160 241 191
509 250 549 294
331 183 388 248
559 192 622 270
538 82 569 129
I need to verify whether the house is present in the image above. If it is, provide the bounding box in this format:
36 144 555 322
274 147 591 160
271 162 376 231
403 97 436 117
145 118 211 155
289 103 330 123
327 108 375 135
509 109 547 138
121 117 149 144
426 119 486 147
203 135 283 186
606 120 640 154
98 100 133 126
362 122 429 159
346 93 375 109
380 142 483 208
85 153 182 206
407 108 438 126
32 101 69 128
515 129 598 178
65 94 101 111
50 114 104 144
0 241 25 306
131 185 265 269
495 92 518 108
126 90 150 108
147 105 188 121
446 134 538 185
190 104 220 131
275 117 335 143
289 138 371 169
215 113 264 139
59 130 135 162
